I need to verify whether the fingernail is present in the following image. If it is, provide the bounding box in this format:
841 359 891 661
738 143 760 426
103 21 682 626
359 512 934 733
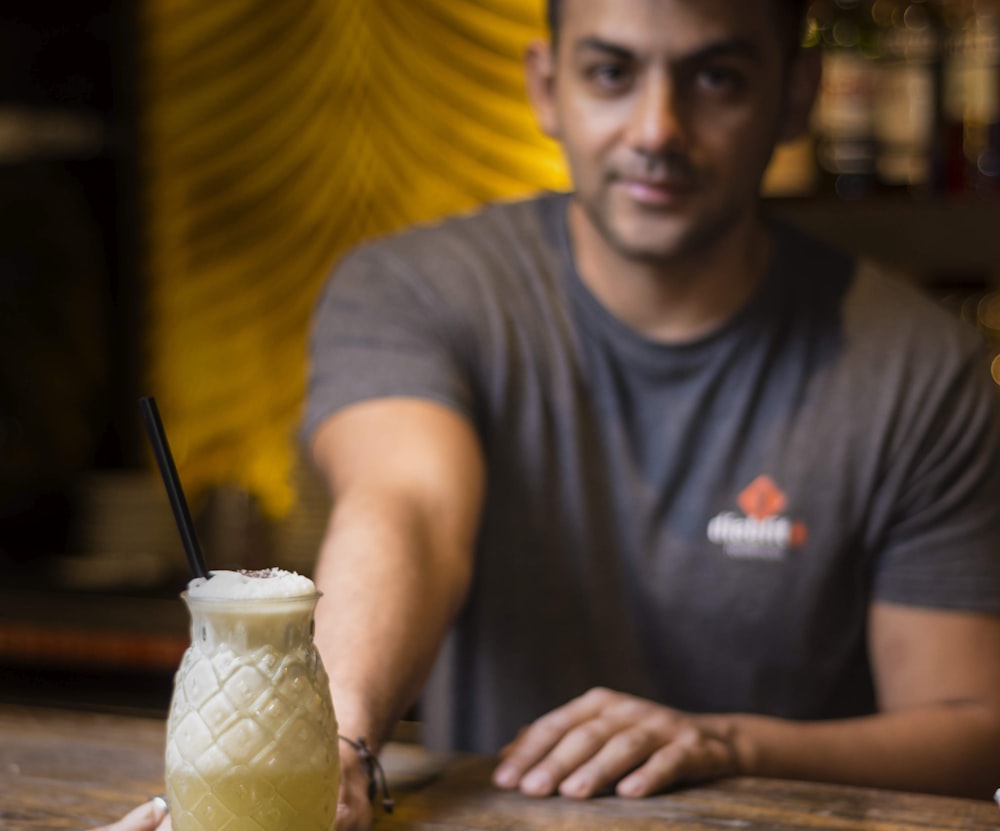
560 774 591 797
618 776 645 797
521 769 553 795
493 765 517 788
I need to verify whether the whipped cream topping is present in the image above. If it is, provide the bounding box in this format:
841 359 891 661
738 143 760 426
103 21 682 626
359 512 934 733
187 568 316 600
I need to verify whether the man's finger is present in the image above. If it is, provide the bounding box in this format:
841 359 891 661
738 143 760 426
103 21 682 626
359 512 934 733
492 693 607 790
335 798 372 831
557 725 663 798
493 687 633 796
335 762 374 831
616 730 735 797
516 716 624 796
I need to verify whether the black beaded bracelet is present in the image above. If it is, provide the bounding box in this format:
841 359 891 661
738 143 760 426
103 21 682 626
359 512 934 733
338 735 394 814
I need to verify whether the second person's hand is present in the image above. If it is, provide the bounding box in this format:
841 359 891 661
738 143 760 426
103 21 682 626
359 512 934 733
491 687 742 799
87 797 171 831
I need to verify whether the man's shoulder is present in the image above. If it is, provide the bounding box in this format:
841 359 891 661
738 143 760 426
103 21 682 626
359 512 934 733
847 258 982 347
321 192 571 326
835 254 994 398
345 192 566 270
772 219 985 356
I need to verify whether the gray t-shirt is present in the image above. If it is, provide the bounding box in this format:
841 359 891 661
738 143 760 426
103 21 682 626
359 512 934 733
305 192 1000 753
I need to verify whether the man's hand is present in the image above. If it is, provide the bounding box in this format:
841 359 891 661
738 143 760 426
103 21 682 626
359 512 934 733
334 746 375 831
491 688 741 799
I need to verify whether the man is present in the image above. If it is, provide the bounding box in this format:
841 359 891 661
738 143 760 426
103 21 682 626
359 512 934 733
309 0 1000 827
309 0 1000 825
88 1 1000 829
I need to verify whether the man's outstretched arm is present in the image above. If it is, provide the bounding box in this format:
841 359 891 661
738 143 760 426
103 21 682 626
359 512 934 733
310 398 485 831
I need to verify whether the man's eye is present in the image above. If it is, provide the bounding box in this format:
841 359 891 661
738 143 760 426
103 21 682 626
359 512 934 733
698 66 745 93
587 63 632 90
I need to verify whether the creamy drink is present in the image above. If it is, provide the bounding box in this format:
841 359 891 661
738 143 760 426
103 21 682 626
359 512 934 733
165 569 339 831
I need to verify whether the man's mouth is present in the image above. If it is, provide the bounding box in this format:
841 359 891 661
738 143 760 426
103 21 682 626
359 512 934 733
617 176 696 207
614 151 698 207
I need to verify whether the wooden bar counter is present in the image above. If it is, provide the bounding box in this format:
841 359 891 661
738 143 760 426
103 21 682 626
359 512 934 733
1 703 997 831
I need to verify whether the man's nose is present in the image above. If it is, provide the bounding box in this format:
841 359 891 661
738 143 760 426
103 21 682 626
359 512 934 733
626 75 688 155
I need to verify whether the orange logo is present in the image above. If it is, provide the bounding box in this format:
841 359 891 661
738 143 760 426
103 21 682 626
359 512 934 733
707 474 808 559
738 475 787 520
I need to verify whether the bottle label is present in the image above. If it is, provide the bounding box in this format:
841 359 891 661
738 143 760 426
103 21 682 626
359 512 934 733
876 64 934 147
815 51 877 139
944 32 966 122
882 25 938 64
962 23 1000 125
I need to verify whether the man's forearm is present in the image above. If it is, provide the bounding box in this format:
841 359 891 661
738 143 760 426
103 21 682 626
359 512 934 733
312 488 472 751
725 703 1000 799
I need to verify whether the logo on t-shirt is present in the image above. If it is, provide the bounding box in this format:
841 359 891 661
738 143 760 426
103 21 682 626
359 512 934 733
707 475 808 561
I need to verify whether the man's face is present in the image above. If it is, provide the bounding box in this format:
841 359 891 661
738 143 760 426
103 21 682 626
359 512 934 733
529 0 812 265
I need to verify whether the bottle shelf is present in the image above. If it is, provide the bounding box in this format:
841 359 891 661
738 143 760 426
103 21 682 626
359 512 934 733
0 588 188 673
768 195 1000 282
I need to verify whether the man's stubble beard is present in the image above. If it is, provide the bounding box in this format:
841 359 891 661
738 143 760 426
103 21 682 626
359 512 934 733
579 184 751 270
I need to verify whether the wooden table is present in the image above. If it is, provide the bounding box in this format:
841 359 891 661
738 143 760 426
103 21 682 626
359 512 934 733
0 705 165 830
2 704 998 831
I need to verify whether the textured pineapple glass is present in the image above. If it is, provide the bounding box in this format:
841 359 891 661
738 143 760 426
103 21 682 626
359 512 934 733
165 591 339 831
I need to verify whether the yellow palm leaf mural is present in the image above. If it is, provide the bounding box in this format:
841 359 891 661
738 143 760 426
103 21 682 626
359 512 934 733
141 0 568 518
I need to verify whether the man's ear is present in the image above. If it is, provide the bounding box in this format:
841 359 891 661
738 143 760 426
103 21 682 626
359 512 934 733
524 39 560 139
778 46 821 143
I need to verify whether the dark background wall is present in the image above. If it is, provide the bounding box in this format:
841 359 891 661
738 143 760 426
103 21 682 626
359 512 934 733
0 1 140 570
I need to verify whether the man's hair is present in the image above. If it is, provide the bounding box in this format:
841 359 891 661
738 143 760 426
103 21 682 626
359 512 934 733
546 0 812 53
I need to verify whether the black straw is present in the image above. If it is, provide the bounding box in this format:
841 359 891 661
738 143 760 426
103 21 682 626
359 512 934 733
138 396 210 580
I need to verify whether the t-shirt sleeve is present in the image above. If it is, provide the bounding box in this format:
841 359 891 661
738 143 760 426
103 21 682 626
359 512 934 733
872 342 1000 614
302 245 476 445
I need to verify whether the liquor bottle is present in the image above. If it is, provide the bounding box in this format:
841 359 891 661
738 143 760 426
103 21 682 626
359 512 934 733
810 0 882 198
943 0 1000 193
872 0 947 193
941 0 972 191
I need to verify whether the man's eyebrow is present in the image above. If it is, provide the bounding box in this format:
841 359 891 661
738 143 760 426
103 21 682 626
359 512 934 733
573 37 635 61
685 39 761 64
573 36 761 64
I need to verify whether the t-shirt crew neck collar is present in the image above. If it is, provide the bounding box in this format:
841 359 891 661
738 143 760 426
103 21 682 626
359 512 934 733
544 191 787 368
